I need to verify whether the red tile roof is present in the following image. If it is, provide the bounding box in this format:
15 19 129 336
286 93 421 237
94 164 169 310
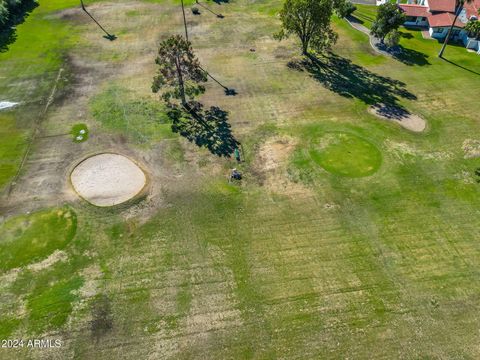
464 0 480 19
428 12 466 27
427 0 456 13
399 4 430 17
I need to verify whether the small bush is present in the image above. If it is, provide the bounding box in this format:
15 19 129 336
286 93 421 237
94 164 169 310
384 29 401 49
336 1 356 19
191 6 200 15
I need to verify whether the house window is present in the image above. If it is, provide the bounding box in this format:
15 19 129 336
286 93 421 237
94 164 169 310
451 29 461 36
421 17 427 21
433 28 444 33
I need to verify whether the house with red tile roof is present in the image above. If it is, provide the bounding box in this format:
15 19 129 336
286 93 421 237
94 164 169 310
397 0 480 52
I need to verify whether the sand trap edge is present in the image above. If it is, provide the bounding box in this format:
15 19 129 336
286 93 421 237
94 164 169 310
368 105 427 133
69 152 149 208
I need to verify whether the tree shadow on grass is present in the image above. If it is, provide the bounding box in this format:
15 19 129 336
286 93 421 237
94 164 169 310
375 41 430 66
0 0 38 53
297 52 416 107
168 102 239 157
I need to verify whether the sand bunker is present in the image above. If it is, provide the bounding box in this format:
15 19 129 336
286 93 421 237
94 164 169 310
369 104 426 132
0 101 19 110
71 153 146 206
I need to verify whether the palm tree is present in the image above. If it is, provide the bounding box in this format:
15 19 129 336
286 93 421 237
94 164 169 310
438 0 474 57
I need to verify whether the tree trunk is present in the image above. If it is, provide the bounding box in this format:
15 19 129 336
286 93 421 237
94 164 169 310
301 40 308 55
180 0 189 41
438 6 462 58
174 56 187 107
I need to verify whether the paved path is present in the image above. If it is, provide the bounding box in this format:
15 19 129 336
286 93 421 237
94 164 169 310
351 0 376 4
345 16 392 57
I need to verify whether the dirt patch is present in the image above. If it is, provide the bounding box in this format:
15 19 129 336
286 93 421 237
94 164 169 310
462 139 480 159
258 136 297 171
384 139 452 161
369 104 426 132
27 250 68 272
71 153 147 207
255 136 313 197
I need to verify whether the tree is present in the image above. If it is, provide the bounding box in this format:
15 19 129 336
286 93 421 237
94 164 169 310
275 0 337 55
0 2 9 26
334 0 356 19
465 18 480 39
371 3 405 43
438 0 474 57
152 35 207 107
384 29 401 49
1 0 34 27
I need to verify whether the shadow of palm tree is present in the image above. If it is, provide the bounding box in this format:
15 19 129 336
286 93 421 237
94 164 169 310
442 57 480 76
295 53 417 107
168 102 239 157
0 0 38 53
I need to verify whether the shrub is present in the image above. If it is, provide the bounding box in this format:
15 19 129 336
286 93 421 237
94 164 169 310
335 1 356 19
384 29 401 49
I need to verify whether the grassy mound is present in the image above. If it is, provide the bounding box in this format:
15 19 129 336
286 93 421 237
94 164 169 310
0 207 77 272
310 132 382 177
71 123 88 143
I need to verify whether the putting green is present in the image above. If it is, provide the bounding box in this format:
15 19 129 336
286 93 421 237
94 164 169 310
310 132 382 177
0 207 77 272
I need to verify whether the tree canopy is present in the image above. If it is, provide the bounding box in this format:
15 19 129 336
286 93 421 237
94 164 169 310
465 19 480 39
0 0 34 27
275 0 338 55
152 35 207 107
333 0 356 19
371 3 405 42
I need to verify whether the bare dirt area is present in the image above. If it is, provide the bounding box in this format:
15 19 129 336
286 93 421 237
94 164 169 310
369 103 426 132
71 153 147 206
255 136 313 197
462 139 480 159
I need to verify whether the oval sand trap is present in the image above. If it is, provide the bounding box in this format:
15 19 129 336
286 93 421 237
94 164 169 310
71 153 146 206
369 104 426 132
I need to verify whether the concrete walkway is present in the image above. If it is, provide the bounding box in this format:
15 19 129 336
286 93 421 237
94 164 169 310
345 15 392 57
351 0 376 4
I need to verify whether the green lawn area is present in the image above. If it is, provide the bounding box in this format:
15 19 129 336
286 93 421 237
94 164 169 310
0 207 77 271
352 4 378 29
0 0 480 358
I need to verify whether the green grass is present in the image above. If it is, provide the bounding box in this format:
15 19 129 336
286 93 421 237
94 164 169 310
71 123 89 143
0 207 77 272
90 86 175 146
0 0 86 191
27 276 83 333
1 0 480 358
309 131 382 177
352 4 377 29
0 112 28 189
